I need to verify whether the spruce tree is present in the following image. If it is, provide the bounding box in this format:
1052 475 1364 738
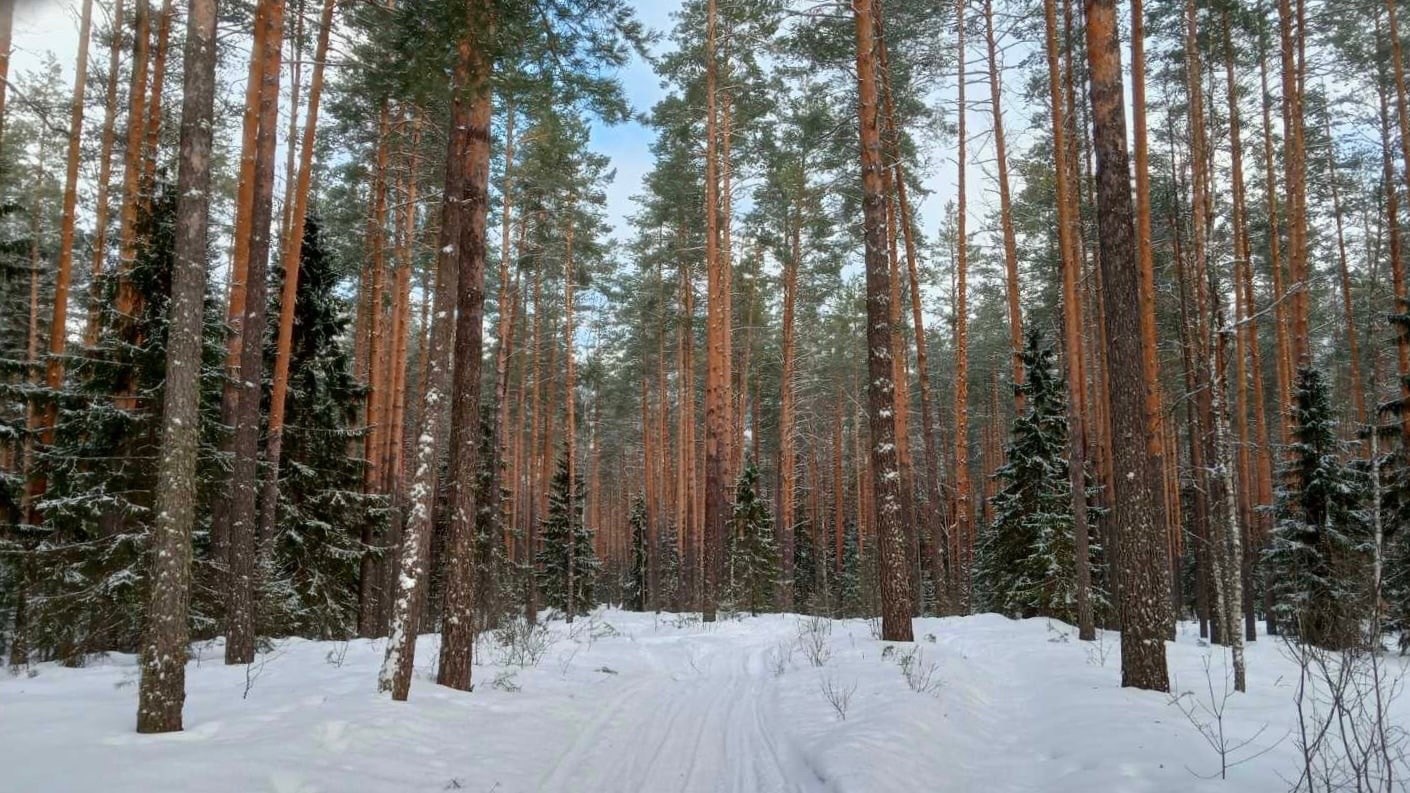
834 521 862 617
624 494 648 611
535 455 598 617
726 461 777 615
260 217 378 640
976 329 1103 624
472 413 511 632
657 521 683 612
1265 366 1371 650
28 184 225 661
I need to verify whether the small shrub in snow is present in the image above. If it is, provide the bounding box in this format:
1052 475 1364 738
820 673 857 720
1084 629 1113 667
924 633 937 643
881 645 896 660
556 645 581 676
768 641 795 677
1168 655 1278 781
797 615 832 667
491 670 521 692
494 618 551 668
896 647 941 695
324 642 350 668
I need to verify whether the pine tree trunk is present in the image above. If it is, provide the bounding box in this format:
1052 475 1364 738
257 0 337 548
36 0 95 455
83 0 125 346
112 0 152 381
1278 0 1309 367
1130 0 1173 621
702 0 725 622
379 24 473 701
983 0 1024 401
138 0 173 196
1082 0 1170 689
211 0 270 583
438 38 493 687
951 0 971 612
853 0 914 641
777 206 799 610
225 0 285 666
136 0 217 733
1043 0 1093 641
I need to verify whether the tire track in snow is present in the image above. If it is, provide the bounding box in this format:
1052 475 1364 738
533 625 825 793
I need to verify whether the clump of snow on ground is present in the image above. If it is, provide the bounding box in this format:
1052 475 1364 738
3 610 1402 792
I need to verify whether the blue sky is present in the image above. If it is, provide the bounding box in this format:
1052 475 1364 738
588 0 682 244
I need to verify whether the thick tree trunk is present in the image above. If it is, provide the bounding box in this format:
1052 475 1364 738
1130 0 1173 619
438 48 493 689
1082 0 1171 690
853 0 914 641
702 0 725 622
136 0 217 734
379 25 473 702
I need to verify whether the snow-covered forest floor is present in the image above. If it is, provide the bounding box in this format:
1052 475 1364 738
4 609 1403 792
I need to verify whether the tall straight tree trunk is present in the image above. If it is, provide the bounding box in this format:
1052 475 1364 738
112 0 152 368
777 205 799 610
258 0 337 545
984 0 1024 399
211 0 270 577
438 34 494 687
853 0 914 641
951 0 971 610
34 0 95 457
702 0 726 622
1043 0 1093 641
1259 53 1294 451
84 0 125 345
1082 0 1170 690
225 0 285 666
137 0 217 733
362 110 392 495
1277 0 1309 366
1129 0 1172 613
1381 73 1410 448
379 22 474 701
1223 14 1262 641
138 0 173 195
877 24 942 604
1322 110 1366 426
562 219 578 621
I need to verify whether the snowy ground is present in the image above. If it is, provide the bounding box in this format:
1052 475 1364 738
3 609 1403 792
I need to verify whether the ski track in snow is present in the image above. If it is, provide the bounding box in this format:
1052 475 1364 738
3 610 1403 792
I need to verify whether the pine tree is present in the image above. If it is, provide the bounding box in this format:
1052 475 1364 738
976 329 1104 624
624 494 648 611
1265 367 1372 650
472 413 511 633
726 460 777 615
791 519 819 611
536 455 598 617
260 217 378 640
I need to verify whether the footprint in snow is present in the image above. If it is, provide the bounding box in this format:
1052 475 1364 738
318 720 350 753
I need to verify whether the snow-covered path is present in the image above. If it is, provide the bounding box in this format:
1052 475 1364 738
2 609 1395 792
535 630 824 792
